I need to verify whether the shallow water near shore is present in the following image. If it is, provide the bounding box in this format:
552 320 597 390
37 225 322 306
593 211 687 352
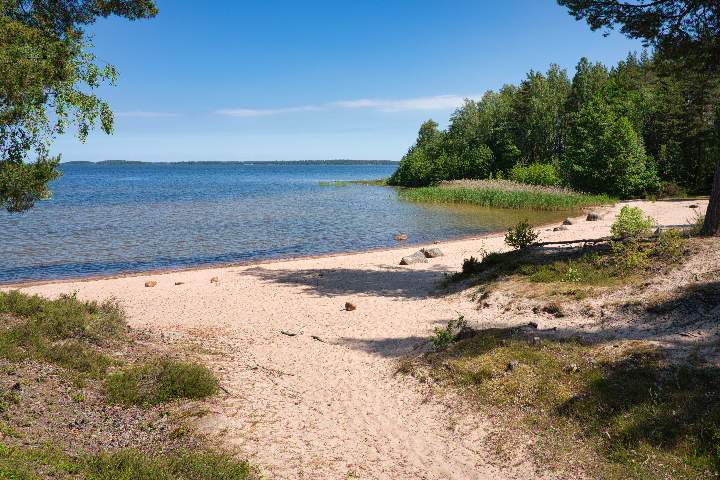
0 162 572 283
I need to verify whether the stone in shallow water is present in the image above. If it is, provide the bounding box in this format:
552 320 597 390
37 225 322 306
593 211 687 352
394 233 408 241
586 212 602 221
420 247 444 258
400 251 428 265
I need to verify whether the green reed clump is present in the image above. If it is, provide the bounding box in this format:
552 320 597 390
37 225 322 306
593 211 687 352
398 184 611 210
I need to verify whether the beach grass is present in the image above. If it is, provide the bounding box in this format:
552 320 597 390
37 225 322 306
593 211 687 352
401 332 720 479
398 180 613 210
106 358 219 407
318 178 388 187
0 444 256 480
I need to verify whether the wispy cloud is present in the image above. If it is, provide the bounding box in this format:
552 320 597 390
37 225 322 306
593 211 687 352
115 111 180 118
216 94 476 117
214 105 323 117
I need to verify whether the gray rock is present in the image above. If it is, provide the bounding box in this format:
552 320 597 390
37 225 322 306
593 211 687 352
586 212 602 221
553 225 569 231
420 247 444 258
562 218 573 225
400 250 428 265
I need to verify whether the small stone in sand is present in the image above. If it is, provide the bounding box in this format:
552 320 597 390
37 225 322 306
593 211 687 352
562 218 573 225
144 281 157 288
400 251 428 265
394 233 408 241
345 302 356 311
586 212 602 221
420 247 444 258
553 226 569 231
210 276 219 283
689 204 699 209
174 281 184 286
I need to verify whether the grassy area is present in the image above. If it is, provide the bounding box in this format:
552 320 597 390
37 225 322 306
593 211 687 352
401 330 720 479
451 229 688 295
0 291 124 378
318 178 388 187
399 180 612 210
0 290 220 405
106 358 219 407
0 444 255 480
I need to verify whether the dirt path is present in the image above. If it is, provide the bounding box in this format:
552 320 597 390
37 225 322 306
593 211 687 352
10 200 706 479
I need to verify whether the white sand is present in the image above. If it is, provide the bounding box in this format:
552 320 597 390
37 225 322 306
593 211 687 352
8 199 707 479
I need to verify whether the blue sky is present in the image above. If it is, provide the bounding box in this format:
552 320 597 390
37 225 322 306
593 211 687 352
56 0 643 162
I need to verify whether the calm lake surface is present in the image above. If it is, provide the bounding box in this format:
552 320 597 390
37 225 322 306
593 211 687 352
0 163 570 283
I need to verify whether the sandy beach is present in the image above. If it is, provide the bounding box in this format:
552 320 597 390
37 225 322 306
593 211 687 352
4 199 708 480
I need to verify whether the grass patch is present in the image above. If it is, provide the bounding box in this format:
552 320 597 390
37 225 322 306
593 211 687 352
0 291 124 377
0 444 255 480
106 358 219 407
319 178 388 187
451 230 688 294
398 181 612 211
405 330 720 479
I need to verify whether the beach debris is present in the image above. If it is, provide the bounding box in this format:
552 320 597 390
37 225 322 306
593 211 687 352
310 335 326 343
420 247 444 258
144 281 157 288
400 250 428 265
394 233 408 241
586 212 602 221
174 281 184 286
562 218 573 225
281 330 300 336
345 302 357 311
210 276 220 283
553 225 569 231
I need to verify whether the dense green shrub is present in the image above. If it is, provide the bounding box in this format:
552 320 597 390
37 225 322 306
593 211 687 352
509 162 562 186
504 220 539 250
610 206 654 239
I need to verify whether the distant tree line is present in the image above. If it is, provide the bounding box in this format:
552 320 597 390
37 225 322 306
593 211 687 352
389 51 719 200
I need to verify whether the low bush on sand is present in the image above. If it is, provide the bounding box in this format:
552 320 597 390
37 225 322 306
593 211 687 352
106 358 219 407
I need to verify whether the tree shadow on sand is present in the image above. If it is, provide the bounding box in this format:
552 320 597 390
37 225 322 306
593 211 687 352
242 264 455 299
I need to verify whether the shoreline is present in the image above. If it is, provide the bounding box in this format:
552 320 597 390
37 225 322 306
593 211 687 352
1 199 694 289
0 223 536 289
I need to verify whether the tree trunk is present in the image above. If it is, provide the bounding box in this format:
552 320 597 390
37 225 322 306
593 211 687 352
702 158 720 236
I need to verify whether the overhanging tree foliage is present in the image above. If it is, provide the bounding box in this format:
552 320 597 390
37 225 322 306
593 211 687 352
0 0 157 212
557 0 720 233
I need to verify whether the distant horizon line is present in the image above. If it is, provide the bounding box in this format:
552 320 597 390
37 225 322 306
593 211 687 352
61 159 399 166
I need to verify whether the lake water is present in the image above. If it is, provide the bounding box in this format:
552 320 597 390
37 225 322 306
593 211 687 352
0 163 569 283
